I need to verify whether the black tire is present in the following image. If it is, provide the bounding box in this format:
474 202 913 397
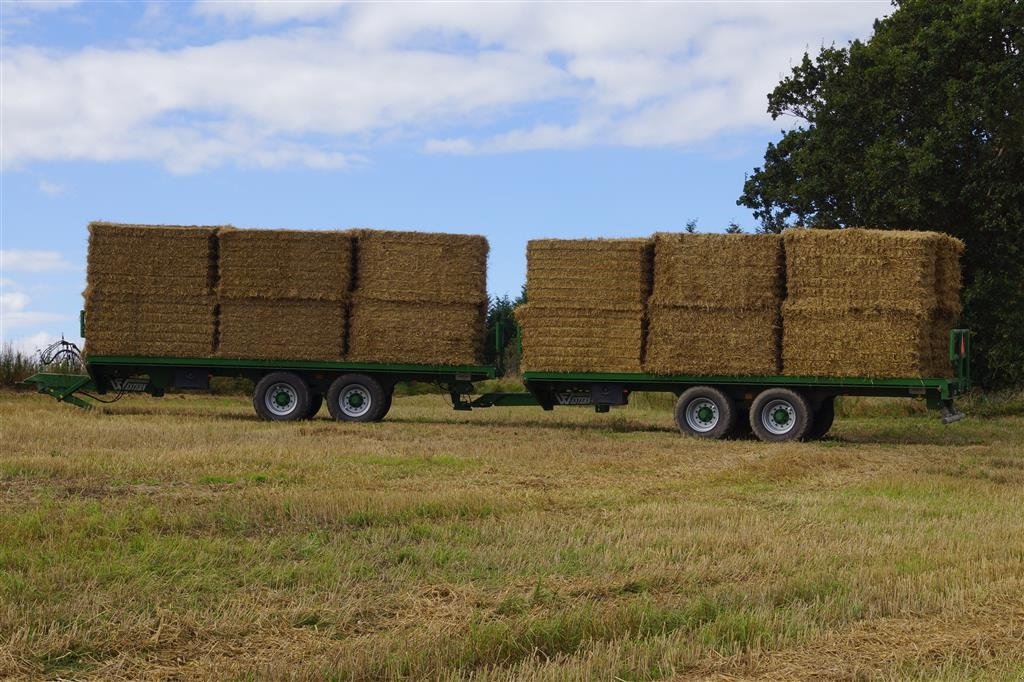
749 388 812 442
305 393 324 420
674 386 736 439
371 390 393 422
805 396 836 440
252 372 311 422
327 374 387 422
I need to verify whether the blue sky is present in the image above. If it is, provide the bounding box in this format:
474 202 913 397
1 0 890 354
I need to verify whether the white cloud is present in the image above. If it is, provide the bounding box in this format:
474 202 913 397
38 179 65 195
2 2 890 170
192 0 346 25
0 250 73 272
3 331 59 357
0 290 66 332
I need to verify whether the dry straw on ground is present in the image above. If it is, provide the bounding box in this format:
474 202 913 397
354 230 488 304
348 298 485 366
526 239 652 307
219 299 346 361
516 304 645 373
218 229 353 301
83 291 216 358
646 306 780 376
87 222 221 297
650 233 783 308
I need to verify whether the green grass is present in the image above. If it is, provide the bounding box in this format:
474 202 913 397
1 389 1023 678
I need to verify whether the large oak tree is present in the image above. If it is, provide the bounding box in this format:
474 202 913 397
739 0 1023 388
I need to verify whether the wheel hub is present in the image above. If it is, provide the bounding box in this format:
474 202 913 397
340 385 371 418
264 382 298 417
761 399 796 435
685 398 720 433
773 408 790 425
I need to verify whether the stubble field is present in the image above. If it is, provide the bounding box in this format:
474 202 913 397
1 389 1023 680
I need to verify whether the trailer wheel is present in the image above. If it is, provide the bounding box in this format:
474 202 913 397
371 390 393 422
805 396 836 440
674 386 736 439
750 388 812 442
253 372 311 422
327 374 387 422
305 393 324 420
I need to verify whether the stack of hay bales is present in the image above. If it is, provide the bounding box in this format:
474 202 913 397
645 233 783 375
517 239 651 373
84 222 219 357
782 228 963 378
217 229 353 361
347 230 488 365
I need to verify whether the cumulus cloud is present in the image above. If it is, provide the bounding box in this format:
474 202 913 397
3 331 61 356
1 290 65 331
192 0 346 25
0 250 73 272
2 2 890 170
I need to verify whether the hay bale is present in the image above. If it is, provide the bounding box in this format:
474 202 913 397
348 297 485 365
645 305 780 376
83 290 216 357
87 222 220 296
928 310 958 378
526 239 652 308
355 230 488 304
782 301 942 378
783 228 942 307
934 233 965 313
650 233 783 308
219 299 346 361
219 229 353 300
516 304 644 373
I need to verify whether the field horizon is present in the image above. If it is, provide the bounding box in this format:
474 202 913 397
2 389 1023 679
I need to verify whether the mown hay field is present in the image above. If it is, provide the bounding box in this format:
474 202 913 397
2 390 1023 680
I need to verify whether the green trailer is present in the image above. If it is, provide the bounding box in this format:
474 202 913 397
21 327 970 443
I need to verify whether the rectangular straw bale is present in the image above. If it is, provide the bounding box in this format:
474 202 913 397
348 297 485 365
650 233 783 308
934 233 965 313
782 301 937 378
516 304 644 373
355 230 488 304
87 222 220 296
83 291 216 357
219 228 353 300
783 228 940 307
526 238 652 308
645 305 779 376
928 309 958 378
218 299 346 361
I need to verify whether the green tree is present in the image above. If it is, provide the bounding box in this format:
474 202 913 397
484 284 527 374
738 0 1024 388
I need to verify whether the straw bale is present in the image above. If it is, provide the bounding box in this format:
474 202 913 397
934 233 965 313
83 291 216 357
219 228 353 301
348 297 485 365
928 309 959 378
516 304 644 373
87 222 220 296
645 305 780 376
650 233 783 308
526 239 652 308
782 301 944 378
354 230 488 304
218 299 346 361
783 228 941 307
